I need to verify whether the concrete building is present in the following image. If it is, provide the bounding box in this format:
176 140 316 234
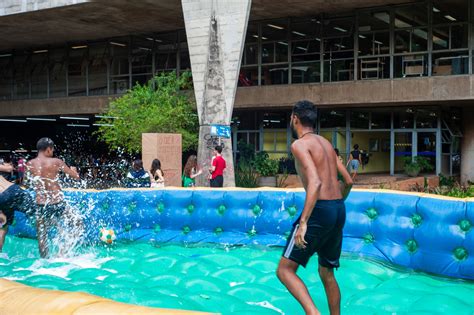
0 0 473 182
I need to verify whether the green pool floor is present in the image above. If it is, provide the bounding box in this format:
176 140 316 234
1 237 474 314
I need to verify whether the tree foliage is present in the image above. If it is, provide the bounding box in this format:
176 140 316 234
96 72 198 154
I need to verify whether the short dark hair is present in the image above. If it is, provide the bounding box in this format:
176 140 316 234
292 100 317 128
354 144 359 150
132 159 143 171
215 146 223 154
36 137 54 151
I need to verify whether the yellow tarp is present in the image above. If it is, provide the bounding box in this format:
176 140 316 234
0 279 216 315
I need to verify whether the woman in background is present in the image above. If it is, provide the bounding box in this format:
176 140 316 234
149 159 165 188
182 155 202 187
346 144 362 181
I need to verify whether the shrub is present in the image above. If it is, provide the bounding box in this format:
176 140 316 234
235 161 258 188
254 151 279 177
404 156 433 177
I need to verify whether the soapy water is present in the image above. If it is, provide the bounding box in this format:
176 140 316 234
1 237 474 315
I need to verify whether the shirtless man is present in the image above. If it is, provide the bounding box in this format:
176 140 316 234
27 137 81 258
0 163 35 252
277 101 353 315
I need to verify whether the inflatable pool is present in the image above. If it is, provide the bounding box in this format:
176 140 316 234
2 188 474 314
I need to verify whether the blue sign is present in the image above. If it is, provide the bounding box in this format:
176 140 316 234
210 125 231 138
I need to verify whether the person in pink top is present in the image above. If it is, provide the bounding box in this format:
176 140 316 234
17 157 26 185
209 146 226 187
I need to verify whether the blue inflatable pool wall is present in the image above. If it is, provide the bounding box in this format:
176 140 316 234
10 189 474 280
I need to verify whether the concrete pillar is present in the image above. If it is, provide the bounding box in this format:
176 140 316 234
461 107 474 184
182 0 251 187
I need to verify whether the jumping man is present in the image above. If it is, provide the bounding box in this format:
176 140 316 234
27 138 82 258
277 101 353 315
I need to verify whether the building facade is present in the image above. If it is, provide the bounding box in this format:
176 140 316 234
0 0 473 181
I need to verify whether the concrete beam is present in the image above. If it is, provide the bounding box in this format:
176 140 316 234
0 0 89 16
234 76 474 109
0 95 113 116
2 76 474 117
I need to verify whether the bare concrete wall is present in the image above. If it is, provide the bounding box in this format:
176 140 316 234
0 95 112 116
2 76 474 117
234 75 474 108
0 0 88 16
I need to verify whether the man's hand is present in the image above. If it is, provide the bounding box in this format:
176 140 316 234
295 223 308 249
0 213 6 228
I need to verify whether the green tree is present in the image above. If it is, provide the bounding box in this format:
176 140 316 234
96 72 198 154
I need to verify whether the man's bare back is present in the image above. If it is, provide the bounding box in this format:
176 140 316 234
294 134 343 201
28 157 68 205
27 138 79 205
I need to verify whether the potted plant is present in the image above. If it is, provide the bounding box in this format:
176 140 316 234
254 151 280 187
404 156 434 177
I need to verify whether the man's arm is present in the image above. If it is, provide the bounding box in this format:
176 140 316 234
337 158 353 200
210 157 216 173
58 159 80 180
292 141 322 249
0 164 13 173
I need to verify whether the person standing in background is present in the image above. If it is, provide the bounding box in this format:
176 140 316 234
209 146 226 188
125 159 150 188
149 159 165 188
346 144 362 181
17 156 26 185
182 155 203 187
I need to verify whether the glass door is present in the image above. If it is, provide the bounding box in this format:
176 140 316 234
417 132 436 174
394 132 413 173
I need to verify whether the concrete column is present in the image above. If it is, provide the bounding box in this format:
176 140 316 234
182 0 251 187
461 107 474 184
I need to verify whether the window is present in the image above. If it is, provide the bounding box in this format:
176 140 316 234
261 19 289 85
49 48 67 97
291 18 321 83
110 37 130 94
320 109 346 129
371 111 391 129
0 54 12 100
433 25 468 50
322 17 354 82
394 109 415 129
13 53 30 99
68 46 88 96
433 0 468 24
131 36 153 86
416 109 438 128
394 4 428 28
30 52 48 98
350 111 370 129
88 43 108 96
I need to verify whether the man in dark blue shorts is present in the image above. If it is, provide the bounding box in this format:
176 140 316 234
277 101 353 315
0 163 35 253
